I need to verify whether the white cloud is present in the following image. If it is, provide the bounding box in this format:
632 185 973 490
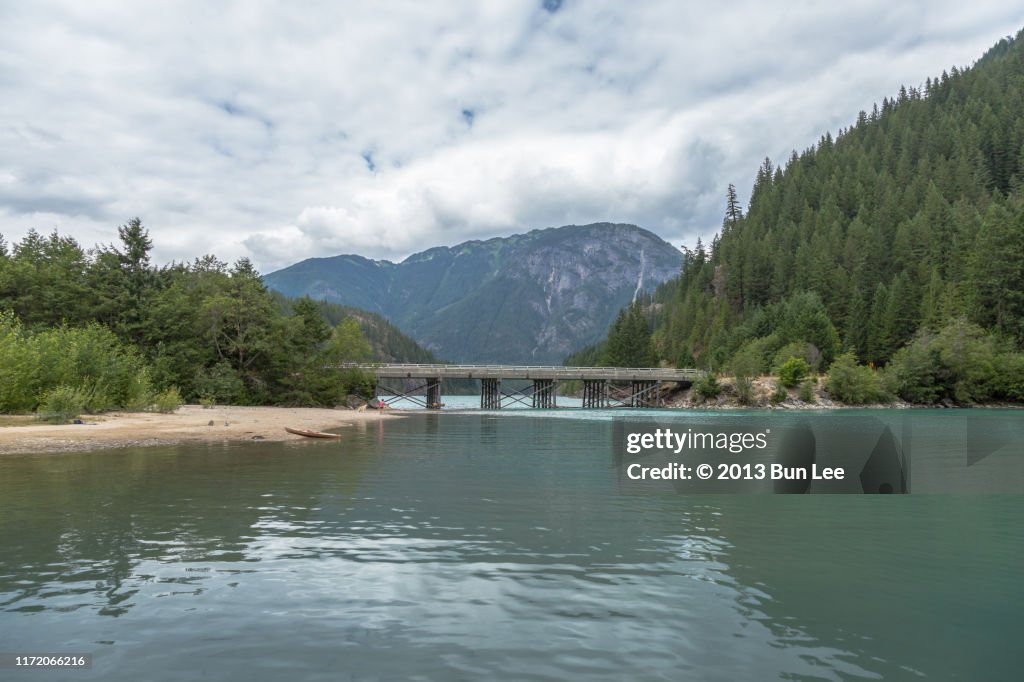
0 1 1021 271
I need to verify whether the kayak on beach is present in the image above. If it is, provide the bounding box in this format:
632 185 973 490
284 426 342 439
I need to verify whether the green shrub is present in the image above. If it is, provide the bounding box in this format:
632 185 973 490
277 389 319 407
734 376 755 405
886 336 941 403
80 382 115 413
37 385 89 423
772 341 822 372
1 313 151 414
992 352 1024 402
692 373 721 401
0 311 35 412
729 336 778 377
124 369 154 410
776 356 811 387
152 387 184 413
194 362 248 405
886 320 1018 404
798 379 817 403
826 352 890 404
770 385 788 404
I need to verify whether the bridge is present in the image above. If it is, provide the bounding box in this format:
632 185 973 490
345 363 704 409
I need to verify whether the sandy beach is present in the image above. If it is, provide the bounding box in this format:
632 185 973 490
0 405 399 455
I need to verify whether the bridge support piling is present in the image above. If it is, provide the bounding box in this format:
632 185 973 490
481 378 501 409
426 378 442 409
630 380 659 408
532 379 556 408
582 379 608 409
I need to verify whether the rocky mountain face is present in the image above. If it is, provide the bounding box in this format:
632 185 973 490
263 223 682 363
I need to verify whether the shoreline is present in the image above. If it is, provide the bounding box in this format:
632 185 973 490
0 405 399 455
658 375 1024 411
3 398 1018 456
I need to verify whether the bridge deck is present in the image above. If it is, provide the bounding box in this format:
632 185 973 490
347 363 702 382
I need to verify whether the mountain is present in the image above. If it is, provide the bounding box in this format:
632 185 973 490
264 223 682 363
600 29 1024 382
272 292 442 363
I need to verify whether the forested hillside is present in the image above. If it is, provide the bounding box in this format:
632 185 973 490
272 293 442 364
574 29 1024 404
0 222 437 415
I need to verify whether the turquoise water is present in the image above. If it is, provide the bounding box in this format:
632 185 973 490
1 409 1022 680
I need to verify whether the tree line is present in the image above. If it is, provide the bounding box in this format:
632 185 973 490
0 220 380 416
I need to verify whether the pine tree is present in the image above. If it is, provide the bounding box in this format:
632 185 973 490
969 199 1024 341
724 183 743 231
290 297 331 353
89 218 157 344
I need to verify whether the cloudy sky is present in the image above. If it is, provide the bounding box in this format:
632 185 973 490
1 2 1022 272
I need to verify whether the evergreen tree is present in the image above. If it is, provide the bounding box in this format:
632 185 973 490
89 217 157 344
3 229 93 327
290 297 332 354
969 199 1024 341
724 183 743 230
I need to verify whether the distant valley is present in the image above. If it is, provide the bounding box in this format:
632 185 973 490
263 223 682 364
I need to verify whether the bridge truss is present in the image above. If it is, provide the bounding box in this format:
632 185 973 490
359 364 702 410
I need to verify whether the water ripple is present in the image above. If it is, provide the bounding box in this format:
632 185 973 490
1 413 1022 680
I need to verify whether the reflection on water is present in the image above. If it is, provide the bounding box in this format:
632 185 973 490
1 410 1022 680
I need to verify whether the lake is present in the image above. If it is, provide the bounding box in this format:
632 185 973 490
1 407 1022 680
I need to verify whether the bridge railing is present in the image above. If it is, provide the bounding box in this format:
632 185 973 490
334 362 703 381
